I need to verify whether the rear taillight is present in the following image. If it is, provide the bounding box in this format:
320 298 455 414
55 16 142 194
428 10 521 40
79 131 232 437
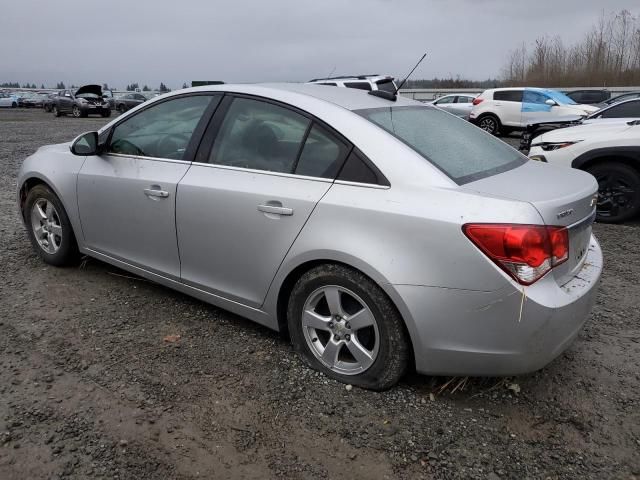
472 98 484 106
462 224 569 285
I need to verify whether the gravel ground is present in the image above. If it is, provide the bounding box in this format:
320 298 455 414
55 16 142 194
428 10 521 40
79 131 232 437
1 109 639 480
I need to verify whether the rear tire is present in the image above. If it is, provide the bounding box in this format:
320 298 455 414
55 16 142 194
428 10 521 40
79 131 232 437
11 102 17 108
23 184 79 266
588 162 640 223
287 264 409 390
478 114 500 135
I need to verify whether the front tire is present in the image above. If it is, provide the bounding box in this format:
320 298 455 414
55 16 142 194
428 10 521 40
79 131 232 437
11 101 17 108
101 109 111 118
23 185 79 266
72 106 81 118
287 264 409 390
53 105 61 117
478 114 500 135
588 162 640 223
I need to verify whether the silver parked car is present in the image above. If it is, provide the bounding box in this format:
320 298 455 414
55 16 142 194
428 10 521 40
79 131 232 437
17 84 602 390
429 93 478 118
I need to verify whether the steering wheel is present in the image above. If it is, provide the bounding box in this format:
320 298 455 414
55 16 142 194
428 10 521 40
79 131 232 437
156 133 191 159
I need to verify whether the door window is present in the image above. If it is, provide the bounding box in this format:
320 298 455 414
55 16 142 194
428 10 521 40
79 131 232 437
108 95 214 160
210 98 311 173
435 96 454 104
493 90 523 102
600 101 640 118
344 82 373 91
295 124 349 178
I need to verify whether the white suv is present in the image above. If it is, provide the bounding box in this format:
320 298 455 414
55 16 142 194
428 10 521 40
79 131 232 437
528 119 640 223
307 75 397 93
470 87 599 135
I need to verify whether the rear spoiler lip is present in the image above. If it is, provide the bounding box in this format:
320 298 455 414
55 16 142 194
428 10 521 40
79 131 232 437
519 115 584 152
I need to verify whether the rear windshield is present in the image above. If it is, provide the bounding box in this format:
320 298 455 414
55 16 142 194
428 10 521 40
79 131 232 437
355 106 526 184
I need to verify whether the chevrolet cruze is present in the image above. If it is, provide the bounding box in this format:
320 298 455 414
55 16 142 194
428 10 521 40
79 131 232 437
17 84 603 389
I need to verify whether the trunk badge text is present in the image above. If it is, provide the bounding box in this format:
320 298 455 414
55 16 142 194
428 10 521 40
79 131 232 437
557 208 574 220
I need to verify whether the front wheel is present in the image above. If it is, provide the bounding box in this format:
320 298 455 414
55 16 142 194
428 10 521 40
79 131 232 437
11 101 17 108
23 184 79 266
101 109 111 118
287 264 409 390
588 162 640 223
72 106 81 117
53 105 61 117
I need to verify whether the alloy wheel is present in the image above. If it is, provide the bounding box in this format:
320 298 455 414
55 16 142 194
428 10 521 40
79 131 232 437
301 286 379 375
30 198 63 254
479 117 497 134
595 171 638 220
72 106 80 117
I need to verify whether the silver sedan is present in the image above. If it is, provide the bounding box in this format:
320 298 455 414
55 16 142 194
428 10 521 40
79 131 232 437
17 84 602 389
430 93 478 118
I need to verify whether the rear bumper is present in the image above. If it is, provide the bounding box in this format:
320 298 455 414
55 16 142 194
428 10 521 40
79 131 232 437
394 234 603 376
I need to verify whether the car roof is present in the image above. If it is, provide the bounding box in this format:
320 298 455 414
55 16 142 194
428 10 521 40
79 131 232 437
170 82 419 111
308 74 393 83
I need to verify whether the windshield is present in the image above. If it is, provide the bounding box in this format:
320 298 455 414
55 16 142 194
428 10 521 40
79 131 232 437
77 93 100 99
355 106 526 184
544 89 577 105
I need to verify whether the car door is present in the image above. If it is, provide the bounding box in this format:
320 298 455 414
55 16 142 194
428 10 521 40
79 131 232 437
521 89 554 125
493 90 523 126
77 93 219 279
59 90 72 112
177 95 351 307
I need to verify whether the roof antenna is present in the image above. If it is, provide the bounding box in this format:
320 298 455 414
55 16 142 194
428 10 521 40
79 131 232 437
324 66 336 81
369 52 427 102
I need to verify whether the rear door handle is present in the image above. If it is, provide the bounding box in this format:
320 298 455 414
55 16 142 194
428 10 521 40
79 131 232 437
257 204 293 216
144 188 170 198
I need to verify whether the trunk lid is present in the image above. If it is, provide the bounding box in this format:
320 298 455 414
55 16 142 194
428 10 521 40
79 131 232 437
463 161 598 284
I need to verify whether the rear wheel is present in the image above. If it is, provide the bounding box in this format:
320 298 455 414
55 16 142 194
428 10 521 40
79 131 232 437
11 101 17 108
287 264 409 390
588 162 640 223
478 114 500 135
23 185 79 266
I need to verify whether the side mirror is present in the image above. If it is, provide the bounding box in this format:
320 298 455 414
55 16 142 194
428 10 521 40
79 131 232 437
545 99 557 106
70 131 99 156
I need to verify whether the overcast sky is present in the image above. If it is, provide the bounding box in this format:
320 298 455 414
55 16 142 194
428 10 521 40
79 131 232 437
1 0 638 89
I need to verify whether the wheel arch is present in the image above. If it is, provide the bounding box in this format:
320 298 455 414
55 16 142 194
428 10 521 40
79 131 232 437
18 175 82 244
572 147 640 172
272 256 417 369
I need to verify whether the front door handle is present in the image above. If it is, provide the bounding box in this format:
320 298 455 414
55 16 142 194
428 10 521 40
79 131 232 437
257 204 293 216
144 188 170 198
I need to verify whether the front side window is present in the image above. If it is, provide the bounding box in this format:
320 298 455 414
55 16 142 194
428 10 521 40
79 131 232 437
456 96 473 104
523 90 550 105
356 105 526 184
601 101 640 118
210 98 311 173
435 96 454 105
108 95 214 160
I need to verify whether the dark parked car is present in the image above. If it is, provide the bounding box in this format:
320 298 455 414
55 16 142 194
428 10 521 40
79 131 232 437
596 91 640 109
113 92 148 112
586 98 640 121
53 85 111 118
21 93 47 108
565 89 611 105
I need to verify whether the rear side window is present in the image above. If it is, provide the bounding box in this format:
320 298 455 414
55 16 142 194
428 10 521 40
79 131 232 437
337 150 378 184
601 101 640 118
376 79 396 93
295 124 349 178
356 106 526 184
210 98 311 173
456 96 474 103
493 90 523 102
344 82 372 91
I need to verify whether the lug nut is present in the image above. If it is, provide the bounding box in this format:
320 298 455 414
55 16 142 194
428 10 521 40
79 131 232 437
328 322 334 329
345 334 351 341
345 322 351 329
334 334 340 341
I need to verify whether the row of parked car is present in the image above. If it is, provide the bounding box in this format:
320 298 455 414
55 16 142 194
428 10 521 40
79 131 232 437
307 75 640 224
0 87 158 115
